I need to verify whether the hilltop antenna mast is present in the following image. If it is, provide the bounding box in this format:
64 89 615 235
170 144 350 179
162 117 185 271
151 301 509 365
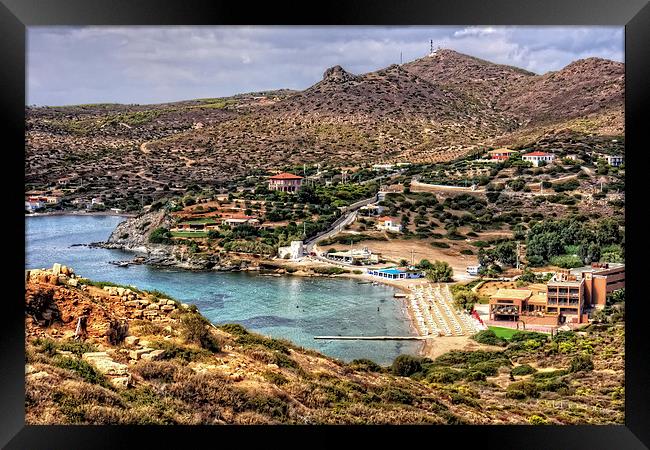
400 52 403 65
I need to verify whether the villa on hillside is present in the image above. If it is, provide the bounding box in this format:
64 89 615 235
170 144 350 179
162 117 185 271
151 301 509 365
268 172 303 193
376 216 402 233
221 215 260 228
522 151 556 167
487 148 517 161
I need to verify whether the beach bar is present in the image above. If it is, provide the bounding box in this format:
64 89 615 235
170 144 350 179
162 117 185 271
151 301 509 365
367 267 424 280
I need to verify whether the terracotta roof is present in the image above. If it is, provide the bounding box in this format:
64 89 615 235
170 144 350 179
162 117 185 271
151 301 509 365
377 216 397 222
269 172 303 180
524 151 553 157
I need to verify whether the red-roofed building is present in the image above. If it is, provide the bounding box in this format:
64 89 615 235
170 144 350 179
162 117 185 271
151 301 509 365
522 151 556 167
268 172 303 193
487 148 517 160
376 216 402 233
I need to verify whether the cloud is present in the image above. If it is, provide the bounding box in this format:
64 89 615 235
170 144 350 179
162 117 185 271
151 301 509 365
27 26 624 106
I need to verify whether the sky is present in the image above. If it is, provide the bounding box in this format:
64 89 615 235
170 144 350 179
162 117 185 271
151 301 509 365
27 26 624 106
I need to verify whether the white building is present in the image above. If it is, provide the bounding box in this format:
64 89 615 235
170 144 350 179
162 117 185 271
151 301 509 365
372 164 394 171
467 265 481 276
359 204 384 216
25 200 45 212
522 151 556 167
278 241 304 260
606 155 624 167
376 216 402 233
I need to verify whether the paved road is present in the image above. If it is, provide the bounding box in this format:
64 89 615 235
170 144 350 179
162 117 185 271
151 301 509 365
304 195 377 254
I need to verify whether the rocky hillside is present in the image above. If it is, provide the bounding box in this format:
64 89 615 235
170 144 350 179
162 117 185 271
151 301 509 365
25 266 624 425
26 50 624 200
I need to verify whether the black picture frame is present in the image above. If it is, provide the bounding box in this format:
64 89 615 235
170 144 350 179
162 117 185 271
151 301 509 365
2 0 649 448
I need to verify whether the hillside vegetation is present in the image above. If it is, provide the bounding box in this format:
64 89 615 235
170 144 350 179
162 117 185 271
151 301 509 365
25 267 624 425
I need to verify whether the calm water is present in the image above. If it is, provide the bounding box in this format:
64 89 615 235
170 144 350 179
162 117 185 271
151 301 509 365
25 215 421 365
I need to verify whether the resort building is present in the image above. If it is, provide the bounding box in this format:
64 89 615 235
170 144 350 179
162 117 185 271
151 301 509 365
545 271 586 324
487 148 517 161
522 151 556 167
606 155 624 167
376 216 402 233
488 262 625 328
568 263 625 308
324 247 379 265
268 172 303 193
466 265 481 276
367 267 424 280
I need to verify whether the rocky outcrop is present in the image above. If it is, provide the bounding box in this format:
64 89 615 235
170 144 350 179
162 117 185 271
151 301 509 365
105 209 172 251
321 65 358 84
94 210 255 272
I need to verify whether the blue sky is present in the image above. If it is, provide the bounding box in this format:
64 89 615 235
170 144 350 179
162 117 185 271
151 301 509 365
27 26 624 106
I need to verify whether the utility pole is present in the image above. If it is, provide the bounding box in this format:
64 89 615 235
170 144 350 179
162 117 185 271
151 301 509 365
400 52 403 65
516 242 520 270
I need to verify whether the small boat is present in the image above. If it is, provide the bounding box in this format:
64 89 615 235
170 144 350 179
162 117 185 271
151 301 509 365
117 262 129 268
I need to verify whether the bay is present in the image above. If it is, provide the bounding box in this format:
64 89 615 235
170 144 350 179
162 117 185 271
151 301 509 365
25 214 421 365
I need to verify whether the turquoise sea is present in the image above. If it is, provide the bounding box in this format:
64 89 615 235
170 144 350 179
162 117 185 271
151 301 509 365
25 215 421 365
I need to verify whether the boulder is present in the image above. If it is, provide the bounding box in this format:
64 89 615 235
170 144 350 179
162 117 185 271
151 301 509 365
109 375 131 389
52 263 62 275
124 336 139 346
146 304 160 310
129 348 153 360
160 305 175 312
61 265 69 275
140 349 165 361
67 278 78 287
131 311 143 319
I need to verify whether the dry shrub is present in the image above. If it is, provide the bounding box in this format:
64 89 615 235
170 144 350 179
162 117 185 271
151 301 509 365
60 380 123 407
132 320 165 336
234 411 275 424
131 360 183 383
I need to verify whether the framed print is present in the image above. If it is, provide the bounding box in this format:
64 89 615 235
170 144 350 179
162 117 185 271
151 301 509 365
2 0 649 448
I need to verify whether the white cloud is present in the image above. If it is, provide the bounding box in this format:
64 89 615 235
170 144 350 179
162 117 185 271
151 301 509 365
27 26 624 106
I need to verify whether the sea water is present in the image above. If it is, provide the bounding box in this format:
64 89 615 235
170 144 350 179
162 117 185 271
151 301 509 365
25 215 421 365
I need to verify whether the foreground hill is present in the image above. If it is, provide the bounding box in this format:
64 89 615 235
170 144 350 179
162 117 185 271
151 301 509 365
25 266 624 425
25 49 623 200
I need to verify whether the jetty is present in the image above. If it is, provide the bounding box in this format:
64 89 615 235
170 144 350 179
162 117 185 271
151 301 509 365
314 335 433 341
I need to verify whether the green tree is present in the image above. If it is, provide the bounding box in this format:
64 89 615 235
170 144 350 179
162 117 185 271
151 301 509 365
453 289 479 312
391 355 422 377
425 261 454 282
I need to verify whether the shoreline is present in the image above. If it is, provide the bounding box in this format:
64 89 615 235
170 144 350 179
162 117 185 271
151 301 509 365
28 212 431 359
26 210 137 218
